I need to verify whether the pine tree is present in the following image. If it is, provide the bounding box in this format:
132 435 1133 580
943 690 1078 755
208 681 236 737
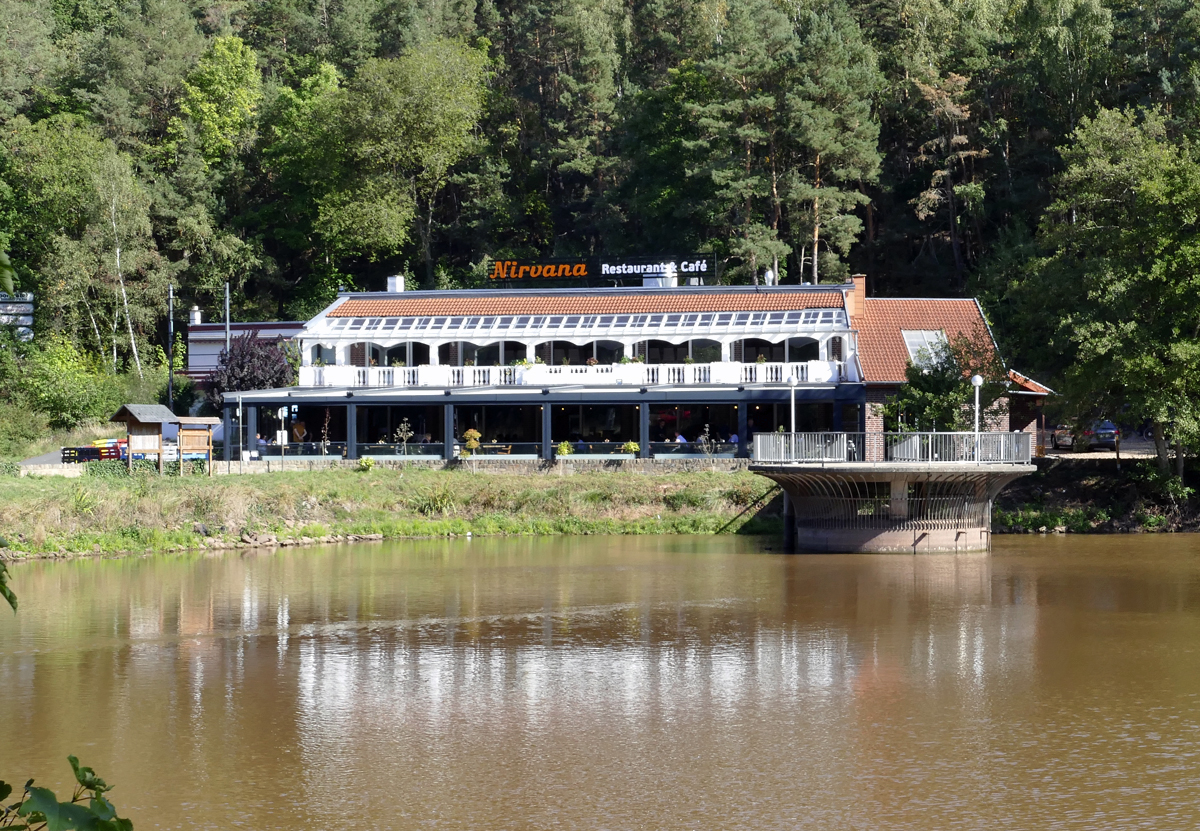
685 0 795 283
782 0 882 283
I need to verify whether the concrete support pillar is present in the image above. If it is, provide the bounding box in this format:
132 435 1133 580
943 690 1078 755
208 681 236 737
335 344 349 366
889 475 909 519
346 403 357 459
737 404 748 458
428 344 441 366
246 406 258 457
782 491 796 553
720 340 731 361
223 405 233 463
541 404 552 460
639 403 650 458
443 404 455 460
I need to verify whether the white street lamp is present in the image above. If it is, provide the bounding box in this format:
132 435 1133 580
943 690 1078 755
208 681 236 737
787 374 798 433
971 374 984 461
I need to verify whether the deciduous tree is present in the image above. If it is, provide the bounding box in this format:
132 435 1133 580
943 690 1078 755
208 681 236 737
1036 107 1200 475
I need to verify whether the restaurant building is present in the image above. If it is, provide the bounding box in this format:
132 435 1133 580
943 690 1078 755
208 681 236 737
220 273 1022 461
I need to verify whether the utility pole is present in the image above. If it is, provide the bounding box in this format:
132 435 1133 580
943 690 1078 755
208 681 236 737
167 284 174 413
224 282 231 354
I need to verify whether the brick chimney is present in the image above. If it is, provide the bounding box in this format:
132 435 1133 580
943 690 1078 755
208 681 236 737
845 274 866 319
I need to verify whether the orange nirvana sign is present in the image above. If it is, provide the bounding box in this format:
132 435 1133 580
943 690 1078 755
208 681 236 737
489 259 589 280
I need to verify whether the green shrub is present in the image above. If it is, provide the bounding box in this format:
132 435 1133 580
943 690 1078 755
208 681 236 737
723 482 760 507
84 460 130 478
664 489 713 511
84 458 206 478
0 460 19 477
410 485 457 516
21 336 123 429
0 403 48 459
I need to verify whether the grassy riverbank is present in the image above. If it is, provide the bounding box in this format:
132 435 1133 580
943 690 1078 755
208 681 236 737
0 467 783 559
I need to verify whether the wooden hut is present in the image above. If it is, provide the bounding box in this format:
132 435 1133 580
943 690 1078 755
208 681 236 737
176 416 220 476
110 404 178 474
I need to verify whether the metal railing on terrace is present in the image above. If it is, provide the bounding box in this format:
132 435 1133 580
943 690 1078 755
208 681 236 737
753 431 1032 464
300 360 846 389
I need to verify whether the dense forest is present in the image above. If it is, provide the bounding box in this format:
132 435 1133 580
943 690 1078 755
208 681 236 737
1 0 1199 457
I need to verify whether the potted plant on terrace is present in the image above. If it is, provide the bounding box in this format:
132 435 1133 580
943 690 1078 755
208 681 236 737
393 417 414 456
461 428 481 458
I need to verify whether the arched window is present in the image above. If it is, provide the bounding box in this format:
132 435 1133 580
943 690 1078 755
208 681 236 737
742 338 784 362
691 339 721 362
787 337 819 362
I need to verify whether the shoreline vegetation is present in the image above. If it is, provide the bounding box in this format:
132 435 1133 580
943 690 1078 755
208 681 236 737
1 455 1196 562
994 457 1199 535
0 468 785 561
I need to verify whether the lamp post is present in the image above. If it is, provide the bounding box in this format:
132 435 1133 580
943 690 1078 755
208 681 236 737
971 374 983 461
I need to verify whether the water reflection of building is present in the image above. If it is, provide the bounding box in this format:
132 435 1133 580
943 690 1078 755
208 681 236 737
285 551 1042 764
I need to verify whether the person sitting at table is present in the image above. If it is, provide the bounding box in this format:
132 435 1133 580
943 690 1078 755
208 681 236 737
674 431 687 443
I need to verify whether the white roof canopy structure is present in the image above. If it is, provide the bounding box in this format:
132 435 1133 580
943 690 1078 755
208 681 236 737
303 307 848 348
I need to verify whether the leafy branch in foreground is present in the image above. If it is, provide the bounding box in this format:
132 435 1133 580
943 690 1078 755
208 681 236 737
0 562 14 613
0 579 133 829
0 756 133 830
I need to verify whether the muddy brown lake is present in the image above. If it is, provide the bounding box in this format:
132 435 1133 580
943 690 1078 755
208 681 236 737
3 535 1200 829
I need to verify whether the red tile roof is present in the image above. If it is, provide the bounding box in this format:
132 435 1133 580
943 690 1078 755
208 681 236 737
854 298 995 384
328 291 844 318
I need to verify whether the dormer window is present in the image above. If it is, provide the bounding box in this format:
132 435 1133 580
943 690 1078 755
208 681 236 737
901 330 947 366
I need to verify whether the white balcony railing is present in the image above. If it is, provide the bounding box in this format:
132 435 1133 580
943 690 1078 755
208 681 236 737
754 432 1032 464
298 360 845 389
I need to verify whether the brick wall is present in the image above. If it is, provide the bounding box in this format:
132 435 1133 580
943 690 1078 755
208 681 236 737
865 386 893 461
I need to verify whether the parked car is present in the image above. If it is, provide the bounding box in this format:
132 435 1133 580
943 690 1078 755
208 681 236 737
1051 421 1119 451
